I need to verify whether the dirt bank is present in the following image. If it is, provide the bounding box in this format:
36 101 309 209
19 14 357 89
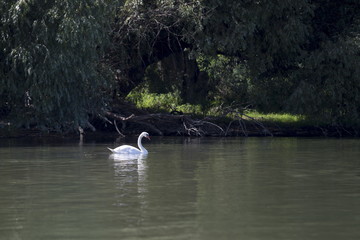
1 112 358 139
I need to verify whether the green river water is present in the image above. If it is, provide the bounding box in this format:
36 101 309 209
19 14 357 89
0 137 359 240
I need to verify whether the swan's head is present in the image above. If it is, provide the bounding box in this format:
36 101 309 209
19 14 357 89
141 132 151 140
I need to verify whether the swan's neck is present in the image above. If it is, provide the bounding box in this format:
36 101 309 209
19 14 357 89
138 135 148 154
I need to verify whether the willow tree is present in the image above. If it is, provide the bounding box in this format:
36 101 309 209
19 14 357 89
286 0 360 126
107 0 205 101
201 0 360 126
109 0 314 110
0 0 118 130
116 0 360 127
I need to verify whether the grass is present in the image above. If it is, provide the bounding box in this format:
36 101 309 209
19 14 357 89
126 90 315 127
246 111 307 124
126 90 203 114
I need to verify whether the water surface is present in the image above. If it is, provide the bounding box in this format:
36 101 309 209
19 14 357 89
0 137 359 239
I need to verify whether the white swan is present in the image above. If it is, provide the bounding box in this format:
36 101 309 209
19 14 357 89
107 132 150 154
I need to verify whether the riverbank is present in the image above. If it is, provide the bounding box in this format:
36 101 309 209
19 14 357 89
1 113 358 139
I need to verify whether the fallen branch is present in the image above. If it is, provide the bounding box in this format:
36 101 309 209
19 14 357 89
103 112 225 136
113 120 125 137
105 111 134 121
101 108 277 137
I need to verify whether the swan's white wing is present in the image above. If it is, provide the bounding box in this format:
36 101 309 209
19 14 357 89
109 145 142 154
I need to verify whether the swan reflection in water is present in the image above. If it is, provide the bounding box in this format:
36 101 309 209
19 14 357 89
110 153 148 173
110 153 148 207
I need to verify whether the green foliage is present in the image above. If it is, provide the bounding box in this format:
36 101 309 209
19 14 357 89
197 0 360 127
120 0 360 127
197 54 249 107
279 0 360 126
126 87 309 127
127 87 202 114
2 0 360 131
198 0 313 74
0 0 117 130
287 39 360 126
108 0 203 95
248 76 295 113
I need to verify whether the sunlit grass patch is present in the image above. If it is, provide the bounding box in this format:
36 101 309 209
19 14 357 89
126 90 203 114
246 111 304 123
126 90 315 127
242 111 320 128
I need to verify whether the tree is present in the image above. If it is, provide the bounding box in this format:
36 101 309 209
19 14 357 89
196 0 360 126
285 0 360 126
109 0 314 109
0 0 117 130
106 0 203 97
2 0 360 132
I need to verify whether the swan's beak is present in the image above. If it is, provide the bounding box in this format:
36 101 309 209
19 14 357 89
146 136 151 140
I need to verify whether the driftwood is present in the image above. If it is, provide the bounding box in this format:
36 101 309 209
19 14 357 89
102 108 278 137
104 111 225 137
220 107 273 137
95 108 359 137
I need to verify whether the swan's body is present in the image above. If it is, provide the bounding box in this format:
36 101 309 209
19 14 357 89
108 132 150 154
110 153 148 161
